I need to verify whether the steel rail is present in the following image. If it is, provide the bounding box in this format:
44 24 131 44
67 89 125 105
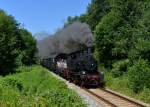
83 88 118 107
99 88 148 107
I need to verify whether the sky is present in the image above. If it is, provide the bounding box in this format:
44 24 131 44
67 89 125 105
0 0 91 35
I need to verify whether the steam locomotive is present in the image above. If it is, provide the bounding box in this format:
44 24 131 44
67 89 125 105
41 47 104 87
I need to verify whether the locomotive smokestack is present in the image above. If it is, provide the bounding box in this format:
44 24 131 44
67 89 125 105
37 22 93 59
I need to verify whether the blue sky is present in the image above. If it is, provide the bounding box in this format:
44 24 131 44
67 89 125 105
0 0 91 35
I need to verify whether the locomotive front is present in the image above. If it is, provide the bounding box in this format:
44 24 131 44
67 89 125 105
67 47 104 87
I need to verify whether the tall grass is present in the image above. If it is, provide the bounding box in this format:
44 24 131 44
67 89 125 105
0 65 86 107
105 72 150 104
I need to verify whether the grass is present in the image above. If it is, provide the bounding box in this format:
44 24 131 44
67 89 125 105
105 72 150 104
0 65 86 107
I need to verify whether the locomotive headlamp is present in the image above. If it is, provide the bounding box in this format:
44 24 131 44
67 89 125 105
82 71 86 75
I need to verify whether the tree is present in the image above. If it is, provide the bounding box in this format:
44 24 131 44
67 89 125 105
129 1 150 63
94 0 147 68
64 14 87 27
128 59 150 93
19 29 37 65
86 0 110 31
64 16 80 27
0 10 22 74
0 9 38 75
94 10 122 67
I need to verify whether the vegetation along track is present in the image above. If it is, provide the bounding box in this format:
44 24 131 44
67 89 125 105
83 88 149 107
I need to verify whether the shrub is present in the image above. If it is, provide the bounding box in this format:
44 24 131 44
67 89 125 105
111 59 129 77
2 77 23 91
128 59 150 93
105 71 150 103
129 38 150 63
105 72 129 91
138 87 150 103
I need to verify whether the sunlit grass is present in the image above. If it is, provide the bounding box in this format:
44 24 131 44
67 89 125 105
105 72 150 104
0 65 86 107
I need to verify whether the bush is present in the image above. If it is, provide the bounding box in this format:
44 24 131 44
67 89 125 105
128 59 150 93
111 59 129 77
138 87 150 103
105 72 129 90
104 72 150 104
2 77 23 91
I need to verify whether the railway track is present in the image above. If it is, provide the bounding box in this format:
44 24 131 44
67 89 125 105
83 88 149 107
50 71 150 107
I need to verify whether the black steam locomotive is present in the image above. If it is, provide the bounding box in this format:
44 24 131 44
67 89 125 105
41 47 104 87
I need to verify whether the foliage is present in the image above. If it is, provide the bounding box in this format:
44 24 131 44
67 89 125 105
128 59 150 93
94 10 121 67
138 87 150 103
19 29 37 65
111 59 129 77
0 66 86 107
105 72 150 104
0 9 37 75
2 77 23 91
129 3 150 62
64 16 80 27
85 0 110 31
0 9 21 74
94 0 147 67
129 38 150 62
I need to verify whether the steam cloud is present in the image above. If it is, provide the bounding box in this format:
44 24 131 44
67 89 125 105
37 22 93 59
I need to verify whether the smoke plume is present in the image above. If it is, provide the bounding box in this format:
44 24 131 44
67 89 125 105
37 22 93 59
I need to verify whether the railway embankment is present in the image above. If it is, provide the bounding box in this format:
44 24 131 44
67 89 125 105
0 65 86 107
105 72 150 104
50 69 150 107
49 68 104 107
1 65 149 107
